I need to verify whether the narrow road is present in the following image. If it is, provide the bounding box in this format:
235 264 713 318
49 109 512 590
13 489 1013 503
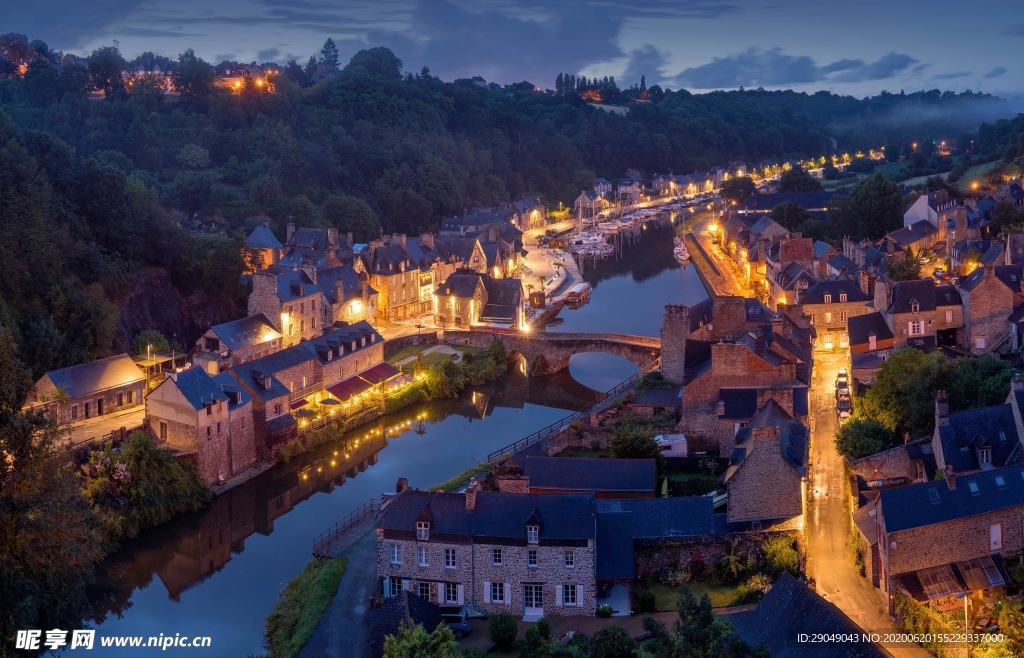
687 211 755 298
805 352 929 658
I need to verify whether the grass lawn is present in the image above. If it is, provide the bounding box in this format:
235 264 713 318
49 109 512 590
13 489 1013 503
398 351 451 373
649 582 744 611
957 160 1001 192
873 161 908 180
265 557 348 658
662 470 721 496
385 344 427 363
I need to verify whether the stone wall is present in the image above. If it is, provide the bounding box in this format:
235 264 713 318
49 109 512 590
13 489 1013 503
546 425 612 456
634 530 800 579
962 268 1014 353
383 332 440 359
726 426 803 522
849 444 916 484
36 378 144 426
661 305 688 384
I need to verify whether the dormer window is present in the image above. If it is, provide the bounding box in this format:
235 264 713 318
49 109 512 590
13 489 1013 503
526 525 539 544
840 293 847 303
979 446 992 466
911 301 920 313
823 294 832 304
416 521 430 541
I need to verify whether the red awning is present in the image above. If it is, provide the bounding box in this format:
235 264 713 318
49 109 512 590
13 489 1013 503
289 398 308 410
356 361 401 385
326 376 372 401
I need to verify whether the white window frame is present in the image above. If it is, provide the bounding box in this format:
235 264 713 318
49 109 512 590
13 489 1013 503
839 293 847 303
444 582 459 604
564 550 575 568
389 543 401 565
526 525 539 544
945 310 953 323
416 521 429 541
563 584 577 606
417 546 429 567
527 549 538 568
908 321 924 336
444 548 456 569
824 294 832 304
491 548 503 566
980 446 992 466
488 581 505 603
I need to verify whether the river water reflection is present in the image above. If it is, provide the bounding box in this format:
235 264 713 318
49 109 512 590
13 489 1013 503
85 214 707 655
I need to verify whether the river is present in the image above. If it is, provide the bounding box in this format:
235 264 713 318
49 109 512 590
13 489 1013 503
84 213 708 656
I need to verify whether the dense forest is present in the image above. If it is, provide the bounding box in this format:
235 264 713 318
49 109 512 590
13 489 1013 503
0 36 1018 380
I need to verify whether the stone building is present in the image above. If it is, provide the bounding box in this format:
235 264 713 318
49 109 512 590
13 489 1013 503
242 223 283 273
26 353 146 425
279 224 353 270
376 482 597 619
930 384 1024 476
145 367 258 484
875 279 963 350
248 268 323 348
360 234 450 322
318 266 378 326
497 457 656 499
192 313 282 374
796 273 872 351
434 270 524 329
724 400 807 524
959 264 1023 354
871 463 1023 613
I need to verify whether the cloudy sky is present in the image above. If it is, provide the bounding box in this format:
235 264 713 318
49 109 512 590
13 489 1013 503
7 0 1022 96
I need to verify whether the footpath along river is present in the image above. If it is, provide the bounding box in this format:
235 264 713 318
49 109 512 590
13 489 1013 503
84 213 709 656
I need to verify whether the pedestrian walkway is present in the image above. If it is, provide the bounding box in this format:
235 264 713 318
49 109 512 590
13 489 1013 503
393 344 461 370
298 530 378 658
63 406 146 446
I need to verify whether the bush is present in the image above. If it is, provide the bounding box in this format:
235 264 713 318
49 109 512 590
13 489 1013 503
596 604 613 618
763 536 799 576
536 617 551 640
736 573 773 604
1010 560 1024 585
656 566 691 586
461 649 486 658
636 589 656 613
590 626 638 658
487 612 518 650
264 557 348 658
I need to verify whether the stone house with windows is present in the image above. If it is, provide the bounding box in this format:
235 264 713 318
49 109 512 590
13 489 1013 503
930 384 1024 477
875 279 963 351
903 189 957 228
796 274 872 351
228 367 294 448
959 264 1024 354
279 224 353 270
242 223 283 273
616 178 641 205
724 400 808 525
26 354 146 425
594 178 612 198
376 481 596 619
192 313 282 374
847 312 896 384
248 267 323 349
434 270 524 329
868 463 1024 614
318 266 377 327
574 190 605 220
145 367 258 484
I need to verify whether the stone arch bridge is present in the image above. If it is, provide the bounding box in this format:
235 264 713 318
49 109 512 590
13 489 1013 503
445 330 661 375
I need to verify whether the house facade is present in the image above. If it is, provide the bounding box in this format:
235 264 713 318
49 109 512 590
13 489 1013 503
248 268 323 348
26 354 146 425
376 483 597 619
797 275 872 351
959 264 1023 354
193 313 282 374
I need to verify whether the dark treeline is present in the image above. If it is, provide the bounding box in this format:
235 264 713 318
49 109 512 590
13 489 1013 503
0 37 1013 379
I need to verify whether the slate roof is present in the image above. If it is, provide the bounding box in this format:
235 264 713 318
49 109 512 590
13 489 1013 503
728 573 885 658
729 400 808 478
245 225 283 249
961 264 1024 293
209 313 281 351
744 298 775 324
169 367 228 410
485 278 522 307
436 272 485 299
595 497 721 537
826 253 857 275
933 284 962 307
40 353 144 400
719 388 758 419
238 322 381 378
368 592 442 658
847 312 894 347
522 457 656 493
230 368 289 402
377 490 596 540
318 266 376 306
880 462 1024 533
633 388 682 408
595 511 636 579
885 219 938 249
933 403 1021 473
775 262 817 291
798 274 870 304
813 240 835 259
272 269 321 303
748 216 782 236
889 279 938 313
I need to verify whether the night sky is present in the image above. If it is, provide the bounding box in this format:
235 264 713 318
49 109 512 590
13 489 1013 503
8 0 1021 96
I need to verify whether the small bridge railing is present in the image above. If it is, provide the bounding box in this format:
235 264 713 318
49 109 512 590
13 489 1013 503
312 498 380 558
485 358 660 463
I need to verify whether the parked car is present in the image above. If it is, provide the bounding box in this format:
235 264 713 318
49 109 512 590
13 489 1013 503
440 607 472 638
836 393 852 420
545 228 557 237
835 368 849 394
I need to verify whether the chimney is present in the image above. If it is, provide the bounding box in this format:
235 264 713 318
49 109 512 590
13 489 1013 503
396 477 409 493
935 390 949 427
392 233 406 247
335 278 344 305
488 225 498 242
360 274 369 304
327 227 338 248
859 269 875 297
347 231 354 247
465 478 478 511
945 465 956 490
421 232 434 250
771 313 784 336
287 221 296 243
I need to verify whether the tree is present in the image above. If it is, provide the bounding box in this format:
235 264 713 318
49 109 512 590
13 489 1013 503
174 172 213 213
835 172 904 239
991 200 1024 236
486 612 518 651
719 176 755 204
590 625 640 658
283 59 307 87
768 200 818 231
762 536 800 576
884 143 901 162
319 38 340 72
674 586 735 656
322 194 382 241
344 47 403 79
777 165 823 193
175 49 215 109
131 329 169 356
59 63 93 95
610 427 664 472
177 144 210 169
382 622 459 658
950 356 1012 412
835 418 895 460
87 45 127 98
858 349 956 438
885 252 921 281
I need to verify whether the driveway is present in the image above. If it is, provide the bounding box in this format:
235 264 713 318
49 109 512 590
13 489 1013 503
805 351 930 657
62 405 146 446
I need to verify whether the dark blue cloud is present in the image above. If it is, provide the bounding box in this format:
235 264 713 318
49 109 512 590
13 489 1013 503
1003 23 1024 36
984 67 1008 79
833 52 917 82
117 27 204 39
933 71 971 80
6 0 145 48
257 48 281 61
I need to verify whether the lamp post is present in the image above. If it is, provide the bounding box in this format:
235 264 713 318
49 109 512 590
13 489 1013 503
955 592 969 635
147 343 152 388
414 323 424 373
